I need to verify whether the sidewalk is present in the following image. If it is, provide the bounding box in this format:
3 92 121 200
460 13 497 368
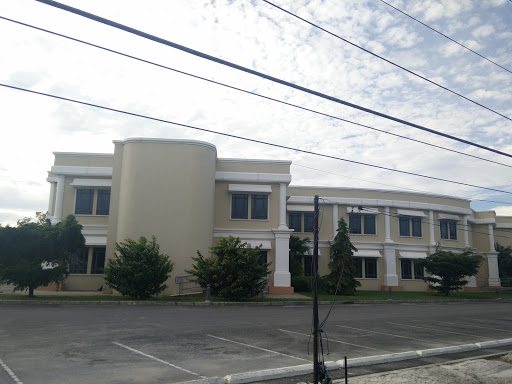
334 353 512 384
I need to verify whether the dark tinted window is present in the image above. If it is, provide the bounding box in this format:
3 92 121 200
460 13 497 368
96 189 111 215
231 194 248 219
251 195 268 220
364 215 376 235
91 247 105 274
399 217 410 236
303 213 314 233
365 258 377 278
349 214 361 234
289 213 301 232
75 189 94 214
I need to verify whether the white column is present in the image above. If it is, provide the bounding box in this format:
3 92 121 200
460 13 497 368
429 210 436 246
272 229 293 290
51 175 65 225
384 206 392 243
278 183 288 230
47 181 57 216
488 224 496 252
487 253 501 287
464 215 470 248
332 204 338 239
383 245 398 287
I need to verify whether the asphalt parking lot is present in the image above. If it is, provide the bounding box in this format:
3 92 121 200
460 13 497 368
1 301 512 384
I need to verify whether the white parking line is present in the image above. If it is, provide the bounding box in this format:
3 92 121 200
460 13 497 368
336 325 443 344
278 328 387 352
386 322 493 339
113 342 205 378
438 321 512 333
207 334 308 362
0 358 23 384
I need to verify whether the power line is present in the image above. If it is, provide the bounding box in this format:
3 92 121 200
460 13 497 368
378 0 512 75
262 0 512 122
293 163 512 206
35 0 512 160
2 82 512 197
2 15 511 170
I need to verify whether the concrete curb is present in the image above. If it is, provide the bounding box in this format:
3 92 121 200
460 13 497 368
217 338 512 384
1 299 512 306
224 361 338 384
177 377 223 384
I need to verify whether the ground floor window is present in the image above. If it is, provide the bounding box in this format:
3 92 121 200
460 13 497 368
258 251 268 266
70 249 88 274
354 257 378 278
91 247 106 274
400 259 424 280
304 256 313 276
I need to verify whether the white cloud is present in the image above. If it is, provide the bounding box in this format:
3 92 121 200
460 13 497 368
472 25 496 39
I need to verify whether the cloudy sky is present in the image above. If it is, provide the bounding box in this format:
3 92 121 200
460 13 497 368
1 0 511 225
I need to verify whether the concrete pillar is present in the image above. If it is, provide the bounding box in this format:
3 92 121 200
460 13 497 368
51 175 65 224
332 204 338 239
429 210 436 246
383 245 398 287
487 253 501 287
278 183 288 230
488 224 496 252
464 215 470 248
270 228 294 294
384 206 392 243
47 181 57 216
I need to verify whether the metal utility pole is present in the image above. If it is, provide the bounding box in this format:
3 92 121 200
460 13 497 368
313 195 319 383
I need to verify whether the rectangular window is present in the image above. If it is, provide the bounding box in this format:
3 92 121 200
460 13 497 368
401 259 412 279
399 217 410 236
411 218 422 237
400 217 422 237
96 189 111 215
304 256 313 277
75 189 94 215
440 220 457 240
258 251 268 266
349 214 362 234
363 215 376 235
414 262 424 279
91 247 106 274
289 213 302 232
231 194 248 219
354 258 362 278
70 249 88 274
251 194 268 220
303 213 314 233
365 258 377 278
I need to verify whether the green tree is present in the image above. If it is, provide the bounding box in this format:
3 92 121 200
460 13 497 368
496 243 512 280
327 218 361 295
289 235 311 278
0 214 85 297
187 236 271 301
104 236 174 300
415 248 483 296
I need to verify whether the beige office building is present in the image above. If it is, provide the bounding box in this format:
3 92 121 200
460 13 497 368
46 138 511 295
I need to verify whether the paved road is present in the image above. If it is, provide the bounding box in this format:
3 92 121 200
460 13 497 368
1 301 511 383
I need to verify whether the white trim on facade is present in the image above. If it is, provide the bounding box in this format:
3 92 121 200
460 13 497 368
397 209 427 217
81 225 109 236
216 172 292 183
228 184 272 193
113 137 217 153
84 236 107 246
346 207 379 214
398 251 427 259
353 250 382 258
287 196 472 215
213 228 275 240
53 152 113 158
218 158 291 165
71 179 112 188
438 213 461 221
50 166 113 177
287 205 315 212
240 240 272 249
496 223 512 229
467 217 496 224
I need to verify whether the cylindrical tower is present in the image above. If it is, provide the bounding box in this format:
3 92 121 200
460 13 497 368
110 138 217 295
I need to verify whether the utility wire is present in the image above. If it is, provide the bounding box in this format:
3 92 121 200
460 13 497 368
293 163 512 206
378 0 512 75
262 0 512 122
35 0 512 160
2 81 511 197
3 15 510 170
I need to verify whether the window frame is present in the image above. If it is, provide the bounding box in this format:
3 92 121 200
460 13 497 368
96 189 111 215
440 219 457 240
69 248 88 274
90 247 106 275
230 193 268 220
75 189 94 215
349 214 377 235
399 216 422 238
289 212 302 232
364 258 378 278
251 194 268 220
231 193 249 219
